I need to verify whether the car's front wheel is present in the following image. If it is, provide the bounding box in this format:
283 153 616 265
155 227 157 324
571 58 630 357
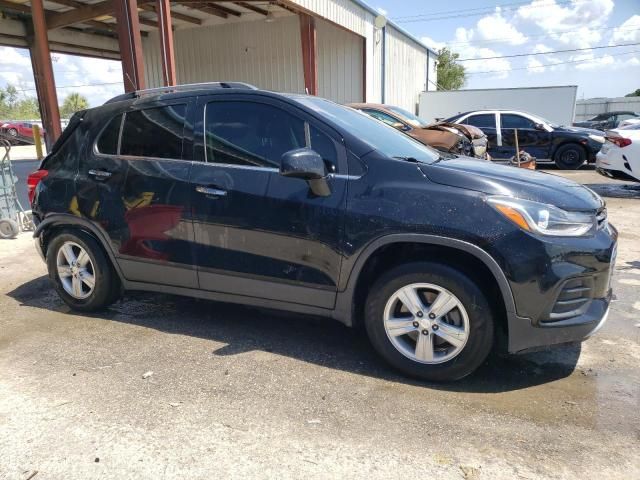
365 262 494 382
46 230 121 311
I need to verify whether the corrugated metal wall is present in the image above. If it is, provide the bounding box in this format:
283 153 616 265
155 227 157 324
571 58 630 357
316 18 364 103
143 15 305 93
384 26 428 113
290 0 369 36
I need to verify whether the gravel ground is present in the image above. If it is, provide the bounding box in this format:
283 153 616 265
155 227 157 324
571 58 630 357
0 167 638 480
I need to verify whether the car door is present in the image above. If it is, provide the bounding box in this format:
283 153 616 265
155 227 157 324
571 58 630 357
499 113 551 160
76 101 198 288
461 113 499 157
189 95 347 308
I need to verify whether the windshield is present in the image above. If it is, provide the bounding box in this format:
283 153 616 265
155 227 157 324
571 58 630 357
386 106 430 128
294 97 440 163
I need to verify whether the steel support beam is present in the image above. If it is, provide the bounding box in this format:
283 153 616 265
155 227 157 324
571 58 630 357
29 0 62 147
114 0 145 92
156 0 176 86
299 12 317 96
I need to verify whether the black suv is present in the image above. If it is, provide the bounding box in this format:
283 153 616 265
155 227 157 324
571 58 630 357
30 83 617 381
446 110 606 169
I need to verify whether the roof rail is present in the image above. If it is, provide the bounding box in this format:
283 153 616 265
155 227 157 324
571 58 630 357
104 82 258 104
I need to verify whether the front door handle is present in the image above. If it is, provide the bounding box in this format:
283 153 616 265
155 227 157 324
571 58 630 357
195 185 227 197
88 169 112 180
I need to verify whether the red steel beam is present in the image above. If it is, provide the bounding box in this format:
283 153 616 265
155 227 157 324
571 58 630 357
29 0 62 146
156 0 176 86
114 0 146 92
299 12 317 96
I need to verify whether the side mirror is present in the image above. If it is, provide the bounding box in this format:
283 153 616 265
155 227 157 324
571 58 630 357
280 148 331 197
534 123 546 131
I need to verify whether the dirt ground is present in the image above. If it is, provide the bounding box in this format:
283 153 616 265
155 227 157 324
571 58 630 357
1 167 638 480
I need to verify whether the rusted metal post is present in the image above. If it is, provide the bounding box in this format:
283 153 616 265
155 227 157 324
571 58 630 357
156 0 177 86
114 0 146 92
299 12 318 96
29 0 62 148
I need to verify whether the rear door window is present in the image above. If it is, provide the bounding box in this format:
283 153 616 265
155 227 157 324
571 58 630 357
464 114 496 129
120 104 187 159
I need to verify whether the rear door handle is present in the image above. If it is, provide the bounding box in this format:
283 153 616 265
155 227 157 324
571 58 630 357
88 169 112 180
195 185 227 197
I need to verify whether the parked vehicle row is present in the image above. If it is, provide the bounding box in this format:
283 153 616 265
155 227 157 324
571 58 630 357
347 103 489 160
29 82 617 382
573 111 640 131
445 110 605 169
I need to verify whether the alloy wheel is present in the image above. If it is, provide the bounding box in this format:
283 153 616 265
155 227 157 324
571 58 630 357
56 241 96 299
383 283 470 364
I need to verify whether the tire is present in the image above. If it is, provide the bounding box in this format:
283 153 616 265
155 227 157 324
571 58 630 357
364 262 494 382
0 218 19 239
7 128 17 137
46 230 121 311
554 143 586 170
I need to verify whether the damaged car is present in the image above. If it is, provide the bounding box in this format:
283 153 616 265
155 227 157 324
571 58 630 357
348 103 489 160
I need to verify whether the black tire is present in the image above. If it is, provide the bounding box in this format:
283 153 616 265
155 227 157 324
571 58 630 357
0 218 19 239
46 230 121 311
364 262 494 382
554 143 586 170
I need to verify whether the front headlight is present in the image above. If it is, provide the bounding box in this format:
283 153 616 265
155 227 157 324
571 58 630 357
488 196 596 236
588 134 605 143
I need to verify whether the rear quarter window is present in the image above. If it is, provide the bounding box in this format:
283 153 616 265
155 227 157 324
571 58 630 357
96 114 122 155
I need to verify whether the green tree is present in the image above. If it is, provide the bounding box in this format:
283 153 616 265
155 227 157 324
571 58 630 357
624 89 640 97
5 84 19 108
436 47 466 91
60 92 89 118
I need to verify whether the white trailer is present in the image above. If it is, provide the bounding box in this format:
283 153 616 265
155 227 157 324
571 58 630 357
419 85 578 126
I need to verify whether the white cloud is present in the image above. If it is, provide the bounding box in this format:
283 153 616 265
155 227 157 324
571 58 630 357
533 44 553 53
476 8 527 45
517 0 613 47
421 36 445 52
527 58 546 73
611 15 640 43
573 52 615 70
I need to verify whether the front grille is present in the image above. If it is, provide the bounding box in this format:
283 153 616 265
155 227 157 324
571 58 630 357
544 277 593 322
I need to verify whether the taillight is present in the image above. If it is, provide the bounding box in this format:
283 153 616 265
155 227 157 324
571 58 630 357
27 169 48 204
607 136 632 148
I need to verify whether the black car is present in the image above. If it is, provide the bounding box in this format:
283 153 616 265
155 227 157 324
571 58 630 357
446 110 606 169
29 83 617 381
573 111 640 131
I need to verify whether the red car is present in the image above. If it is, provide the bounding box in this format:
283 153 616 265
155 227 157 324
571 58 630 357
0 121 44 144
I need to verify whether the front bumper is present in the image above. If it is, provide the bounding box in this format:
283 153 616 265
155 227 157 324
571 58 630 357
508 294 611 353
499 223 617 353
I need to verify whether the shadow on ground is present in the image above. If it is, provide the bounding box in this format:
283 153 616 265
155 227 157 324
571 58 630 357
7 275 582 394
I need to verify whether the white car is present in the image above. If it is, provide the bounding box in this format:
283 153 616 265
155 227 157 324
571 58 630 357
596 124 640 182
619 118 640 128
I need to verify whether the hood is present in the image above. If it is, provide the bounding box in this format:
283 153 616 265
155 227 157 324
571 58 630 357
557 125 603 136
420 157 604 211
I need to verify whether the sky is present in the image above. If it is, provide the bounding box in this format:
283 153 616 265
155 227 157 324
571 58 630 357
376 0 640 99
0 0 638 108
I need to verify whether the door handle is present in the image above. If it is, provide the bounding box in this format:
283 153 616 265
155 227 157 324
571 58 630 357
88 169 112 180
195 185 227 197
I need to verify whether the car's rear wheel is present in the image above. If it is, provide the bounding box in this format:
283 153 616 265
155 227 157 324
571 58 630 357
364 262 494 382
46 230 120 311
554 144 585 170
7 128 17 137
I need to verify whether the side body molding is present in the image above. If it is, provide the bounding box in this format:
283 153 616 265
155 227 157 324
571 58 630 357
333 233 518 326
